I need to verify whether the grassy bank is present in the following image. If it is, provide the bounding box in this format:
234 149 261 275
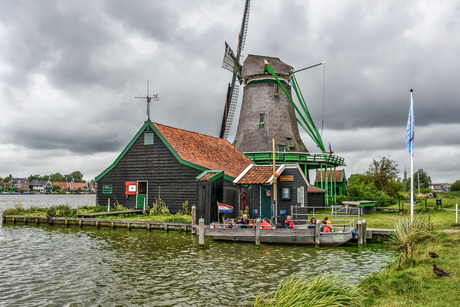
361 231 459 306
254 214 459 306
2 203 192 223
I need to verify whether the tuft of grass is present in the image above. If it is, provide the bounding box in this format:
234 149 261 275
254 274 364 307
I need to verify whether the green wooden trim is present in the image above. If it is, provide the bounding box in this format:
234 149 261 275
96 121 236 182
246 78 289 86
196 170 224 182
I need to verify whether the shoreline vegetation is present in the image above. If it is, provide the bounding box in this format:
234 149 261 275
254 214 459 306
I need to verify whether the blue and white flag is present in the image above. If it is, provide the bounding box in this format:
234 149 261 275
406 92 414 156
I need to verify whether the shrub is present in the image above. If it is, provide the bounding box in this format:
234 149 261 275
113 203 129 211
178 200 190 215
451 180 460 191
388 214 434 264
149 197 170 215
163 216 191 223
254 274 364 307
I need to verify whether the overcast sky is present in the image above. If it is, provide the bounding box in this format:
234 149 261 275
1 0 459 183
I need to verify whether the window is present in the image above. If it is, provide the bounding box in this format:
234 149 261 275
281 187 291 200
144 132 154 145
274 83 280 96
278 145 287 152
287 138 294 148
259 114 265 127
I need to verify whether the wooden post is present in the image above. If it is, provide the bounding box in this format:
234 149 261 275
36 218 39 225
111 221 114 229
147 223 151 231
127 222 131 230
96 221 99 229
108 198 110 212
191 205 197 234
12 216 16 224
165 224 168 232
198 218 205 247
362 219 367 244
255 218 261 246
24 217 28 225
315 222 321 246
357 220 363 246
65 217 68 227
79 219 82 228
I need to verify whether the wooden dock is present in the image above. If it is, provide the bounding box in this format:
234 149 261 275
2 215 192 233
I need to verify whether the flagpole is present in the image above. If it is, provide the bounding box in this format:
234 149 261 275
410 89 414 223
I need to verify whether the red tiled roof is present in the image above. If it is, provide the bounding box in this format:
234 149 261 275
316 170 344 183
69 182 88 190
52 182 69 190
235 165 276 184
197 172 222 182
307 186 326 193
154 122 252 179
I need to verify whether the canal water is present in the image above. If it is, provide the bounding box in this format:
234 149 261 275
0 195 397 306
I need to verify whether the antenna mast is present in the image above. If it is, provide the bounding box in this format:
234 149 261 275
135 80 159 121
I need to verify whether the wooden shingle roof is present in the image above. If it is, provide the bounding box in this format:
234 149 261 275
154 122 252 179
316 170 345 183
242 54 292 79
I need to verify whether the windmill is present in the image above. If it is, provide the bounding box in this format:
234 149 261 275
219 0 251 139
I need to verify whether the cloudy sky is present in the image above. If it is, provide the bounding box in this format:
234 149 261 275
1 0 459 183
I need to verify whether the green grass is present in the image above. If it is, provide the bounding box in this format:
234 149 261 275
254 274 365 307
361 231 460 306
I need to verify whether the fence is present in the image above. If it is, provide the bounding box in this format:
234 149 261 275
291 206 356 228
326 196 430 211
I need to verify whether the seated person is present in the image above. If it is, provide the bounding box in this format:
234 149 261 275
321 220 332 233
284 216 295 229
326 219 334 230
308 217 317 229
248 218 256 227
241 214 250 228
260 217 271 229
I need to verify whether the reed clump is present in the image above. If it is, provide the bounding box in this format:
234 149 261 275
254 274 364 307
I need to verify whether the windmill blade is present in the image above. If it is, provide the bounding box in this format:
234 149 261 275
219 82 239 139
219 0 251 139
238 0 251 52
222 42 242 82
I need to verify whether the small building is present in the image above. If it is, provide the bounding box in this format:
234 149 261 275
10 178 30 193
29 180 53 194
69 182 89 193
233 163 325 221
52 182 69 192
315 169 347 196
96 121 252 211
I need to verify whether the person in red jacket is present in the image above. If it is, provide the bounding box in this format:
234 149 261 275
321 220 332 232
285 216 295 229
261 217 271 229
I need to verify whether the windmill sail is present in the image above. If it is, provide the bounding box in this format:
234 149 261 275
219 0 250 139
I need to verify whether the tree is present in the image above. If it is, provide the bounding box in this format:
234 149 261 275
451 180 460 192
365 156 401 197
49 173 65 182
347 174 388 199
405 169 432 191
69 171 84 182
52 184 61 191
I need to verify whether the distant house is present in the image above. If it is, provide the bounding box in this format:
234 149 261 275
88 180 97 193
69 182 88 192
29 180 53 194
52 182 69 191
315 169 347 196
430 183 451 192
10 178 30 193
1 181 15 192
96 121 252 211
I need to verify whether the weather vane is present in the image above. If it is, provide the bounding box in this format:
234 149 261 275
135 80 159 121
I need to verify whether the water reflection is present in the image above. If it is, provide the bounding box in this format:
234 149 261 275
0 225 396 306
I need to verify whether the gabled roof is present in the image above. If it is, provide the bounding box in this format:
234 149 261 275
11 178 26 185
69 182 88 189
96 121 252 182
307 186 326 193
52 182 69 189
196 170 224 182
316 170 346 183
234 164 286 185
155 123 252 179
